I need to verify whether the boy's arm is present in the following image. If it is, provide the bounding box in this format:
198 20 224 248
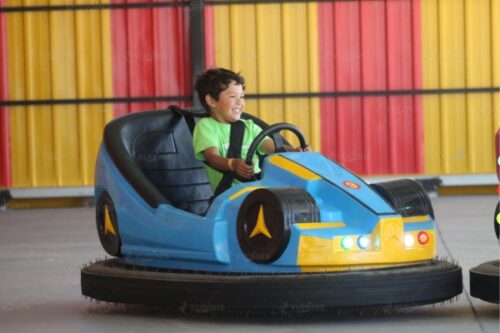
203 147 254 179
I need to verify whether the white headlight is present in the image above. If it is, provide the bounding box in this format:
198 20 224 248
404 234 415 247
357 236 370 250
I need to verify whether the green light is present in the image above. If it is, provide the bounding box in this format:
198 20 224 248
341 236 354 250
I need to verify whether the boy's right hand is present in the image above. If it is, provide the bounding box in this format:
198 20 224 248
232 159 254 179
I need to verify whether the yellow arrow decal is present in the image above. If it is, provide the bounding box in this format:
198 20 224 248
104 206 117 236
249 205 272 239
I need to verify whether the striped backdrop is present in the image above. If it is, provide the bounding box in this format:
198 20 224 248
0 0 498 188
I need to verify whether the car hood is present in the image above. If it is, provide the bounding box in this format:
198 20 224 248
262 152 396 216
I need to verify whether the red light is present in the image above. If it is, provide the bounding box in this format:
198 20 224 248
417 231 429 245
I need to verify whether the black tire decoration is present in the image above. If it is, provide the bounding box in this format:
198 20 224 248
96 191 121 256
370 179 435 219
470 260 499 304
494 202 499 240
237 187 319 263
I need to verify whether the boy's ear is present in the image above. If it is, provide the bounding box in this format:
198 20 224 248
205 95 217 109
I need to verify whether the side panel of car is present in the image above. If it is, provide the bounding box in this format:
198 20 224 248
95 145 159 250
96 146 223 266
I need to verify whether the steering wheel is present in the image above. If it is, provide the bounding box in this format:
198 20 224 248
245 123 308 167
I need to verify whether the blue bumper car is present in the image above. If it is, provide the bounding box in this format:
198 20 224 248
81 106 462 311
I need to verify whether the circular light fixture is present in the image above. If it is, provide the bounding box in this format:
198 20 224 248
341 236 354 250
417 231 430 245
357 236 370 250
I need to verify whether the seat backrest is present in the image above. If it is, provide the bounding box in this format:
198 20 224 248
104 109 212 215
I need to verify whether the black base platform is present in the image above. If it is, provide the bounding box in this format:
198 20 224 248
470 260 499 304
81 258 462 312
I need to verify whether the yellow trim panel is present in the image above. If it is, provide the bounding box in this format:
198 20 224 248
295 222 345 230
229 186 263 201
402 215 430 223
268 155 321 180
297 217 435 270
422 0 498 174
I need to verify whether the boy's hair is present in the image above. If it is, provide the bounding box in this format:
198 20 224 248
194 68 245 112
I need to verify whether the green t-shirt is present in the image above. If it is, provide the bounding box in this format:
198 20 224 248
193 117 268 191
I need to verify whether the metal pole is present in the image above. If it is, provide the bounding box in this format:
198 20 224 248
190 0 205 107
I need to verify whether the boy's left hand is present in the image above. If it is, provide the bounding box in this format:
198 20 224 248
232 159 255 179
287 145 312 152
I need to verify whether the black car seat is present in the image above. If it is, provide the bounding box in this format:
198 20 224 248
103 107 212 215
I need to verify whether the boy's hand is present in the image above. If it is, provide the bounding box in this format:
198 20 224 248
231 159 254 179
286 145 312 152
203 148 255 179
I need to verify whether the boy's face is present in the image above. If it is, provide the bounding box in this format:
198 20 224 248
206 81 245 124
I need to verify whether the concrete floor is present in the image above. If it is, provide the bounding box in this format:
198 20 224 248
0 195 498 333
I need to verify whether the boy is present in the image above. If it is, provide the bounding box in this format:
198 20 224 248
193 68 309 194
